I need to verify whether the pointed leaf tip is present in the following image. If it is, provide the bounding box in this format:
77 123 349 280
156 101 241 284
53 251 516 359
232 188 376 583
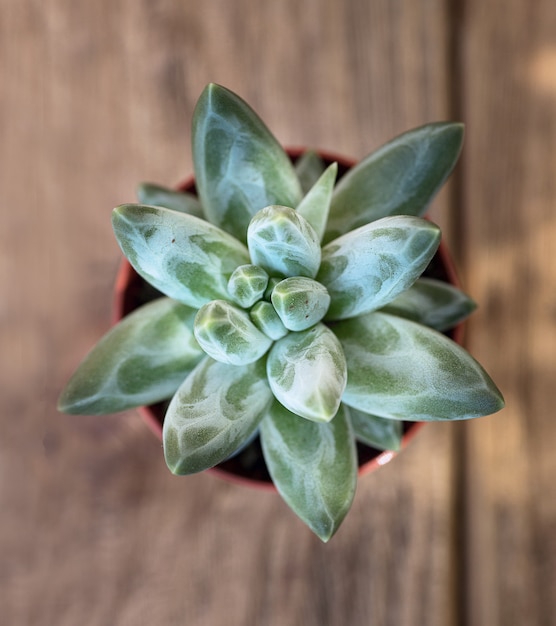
325 122 465 242
58 298 203 415
260 402 357 542
336 312 505 421
296 162 337 241
380 277 477 331
318 215 441 321
111 204 249 307
194 300 272 365
271 277 330 331
163 357 273 475
267 324 347 422
294 150 327 193
247 205 321 278
193 85 302 242
136 183 203 218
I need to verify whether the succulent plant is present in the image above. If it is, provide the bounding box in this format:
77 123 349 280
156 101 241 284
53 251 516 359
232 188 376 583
58 84 504 542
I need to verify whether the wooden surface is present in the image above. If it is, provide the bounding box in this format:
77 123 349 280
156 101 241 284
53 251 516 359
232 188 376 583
2 1 555 624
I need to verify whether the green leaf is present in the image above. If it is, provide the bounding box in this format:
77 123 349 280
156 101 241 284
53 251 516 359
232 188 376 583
227 264 269 308
163 357 273 474
249 300 289 340
294 150 326 194
263 276 282 301
296 162 337 241
247 205 321 279
194 300 273 365
324 123 464 243
260 402 357 542
334 312 505 421
271 277 330 331
136 183 204 218
112 204 250 308
348 407 402 451
266 323 347 422
318 216 440 321
192 83 302 243
380 277 476 331
58 298 203 415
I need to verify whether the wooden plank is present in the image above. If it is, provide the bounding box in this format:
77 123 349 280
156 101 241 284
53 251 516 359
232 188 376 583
461 0 556 623
0 1 460 624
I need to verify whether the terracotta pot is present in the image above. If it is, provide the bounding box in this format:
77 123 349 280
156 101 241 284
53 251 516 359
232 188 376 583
113 148 464 490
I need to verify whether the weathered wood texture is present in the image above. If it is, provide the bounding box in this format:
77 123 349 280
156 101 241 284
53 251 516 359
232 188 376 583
461 1 556 624
1 0 553 625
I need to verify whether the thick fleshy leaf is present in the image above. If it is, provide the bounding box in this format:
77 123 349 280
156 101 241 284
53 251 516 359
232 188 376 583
294 150 326 194
194 300 272 365
136 183 204 218
112 204 249 307
335 312 505 421
260 402 357 542
271 277 330 331
249 301 288 340
227 264 269 308
263 276 282 301
247 206 321 279
324 123 464 243
318 216 440 321
163 357 273 474
380 277 476 331
296 162 337 241
192 83 302 243
348 407 402 451
58 298 203 415
266 324 347 422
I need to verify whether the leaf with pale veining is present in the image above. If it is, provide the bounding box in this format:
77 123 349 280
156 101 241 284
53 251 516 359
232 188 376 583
194 300 273 365
271 277 330 331
163 357 273 474
318 216 440 321
294 150 326 194
325 123 464 242
247 205 321 279
136 183 204 218
335 312 505 421
112 204 250 307
227 264 269 308
380 277 476 331
249 301 288 340
58 298 203 415
267 324 347 422
260 402 357 542
192 83 302 243
348 407 403 451
296 162 337 241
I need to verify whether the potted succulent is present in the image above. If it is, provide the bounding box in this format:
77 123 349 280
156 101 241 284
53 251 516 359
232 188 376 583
58 84 504 542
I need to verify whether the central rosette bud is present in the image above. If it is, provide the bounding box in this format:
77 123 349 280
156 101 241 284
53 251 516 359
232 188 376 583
190 204 344 422
193 205 332 366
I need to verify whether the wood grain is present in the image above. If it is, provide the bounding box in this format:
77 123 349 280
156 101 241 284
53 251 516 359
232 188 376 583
3 0 554 624
461 0 556 624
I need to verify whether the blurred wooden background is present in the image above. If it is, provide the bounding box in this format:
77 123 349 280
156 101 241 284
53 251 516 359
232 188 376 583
2 1 555 625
